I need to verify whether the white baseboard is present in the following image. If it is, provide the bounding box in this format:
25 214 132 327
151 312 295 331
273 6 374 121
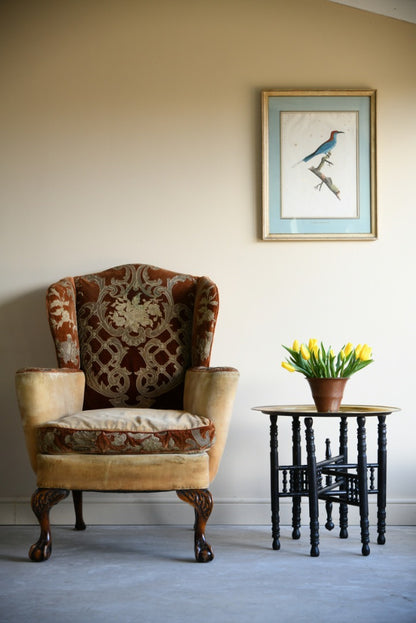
1 495 415 526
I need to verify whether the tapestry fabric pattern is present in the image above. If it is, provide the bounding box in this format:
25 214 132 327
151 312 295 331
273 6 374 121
46 264 219 410
46 278 80 368
37 408 216 455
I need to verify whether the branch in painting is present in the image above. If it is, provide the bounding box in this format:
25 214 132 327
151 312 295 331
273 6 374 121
309 153 341 200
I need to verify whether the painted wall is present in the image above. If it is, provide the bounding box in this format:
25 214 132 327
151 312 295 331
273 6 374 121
1 0 415 525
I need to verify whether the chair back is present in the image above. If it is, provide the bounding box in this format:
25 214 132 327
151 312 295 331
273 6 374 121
46 264 219 409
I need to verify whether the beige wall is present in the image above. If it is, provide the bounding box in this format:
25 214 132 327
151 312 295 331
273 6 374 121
1 0 415 524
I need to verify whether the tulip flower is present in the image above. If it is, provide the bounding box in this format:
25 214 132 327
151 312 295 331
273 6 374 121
281 361 295 372
359 344 372 361
308 338 318 351
344 342 354 357
312 344 320 357
301 344 311 360
281 339 373 379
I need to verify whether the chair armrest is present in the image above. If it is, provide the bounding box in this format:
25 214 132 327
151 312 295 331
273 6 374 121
184 366 239 482
15 368 85 473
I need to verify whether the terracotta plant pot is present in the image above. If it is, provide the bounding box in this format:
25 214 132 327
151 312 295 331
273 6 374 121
307 377 349 412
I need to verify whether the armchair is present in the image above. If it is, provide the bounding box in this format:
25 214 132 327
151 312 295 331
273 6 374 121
16 264 239 562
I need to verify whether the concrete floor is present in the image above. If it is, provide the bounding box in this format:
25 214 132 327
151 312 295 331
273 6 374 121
0 524 415 623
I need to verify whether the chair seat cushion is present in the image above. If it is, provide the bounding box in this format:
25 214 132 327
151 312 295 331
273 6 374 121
37 408 215 455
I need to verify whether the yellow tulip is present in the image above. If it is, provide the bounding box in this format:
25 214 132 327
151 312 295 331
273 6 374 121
340 349 346 361
292 340 300 353
359 344 372 361
344 342 354 357
301 344 311 360
281 361 295 372
312 345 320 357
355 344 363 358
329 348 335 357
308 338 318 351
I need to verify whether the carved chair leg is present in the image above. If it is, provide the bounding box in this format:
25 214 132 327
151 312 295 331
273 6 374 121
72 490 86 530
29 488 69 562
177 489 214 562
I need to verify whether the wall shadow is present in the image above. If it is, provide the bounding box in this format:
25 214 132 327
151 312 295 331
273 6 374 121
0 288 57 496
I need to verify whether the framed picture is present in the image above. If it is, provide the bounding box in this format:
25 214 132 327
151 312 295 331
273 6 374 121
262 89 377 240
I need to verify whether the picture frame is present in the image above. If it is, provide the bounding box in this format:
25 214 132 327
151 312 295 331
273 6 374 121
262 89 377 241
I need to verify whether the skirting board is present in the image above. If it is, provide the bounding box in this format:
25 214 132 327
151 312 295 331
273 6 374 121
1 496 415 526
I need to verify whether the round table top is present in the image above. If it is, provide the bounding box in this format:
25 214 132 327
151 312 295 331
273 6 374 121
252 405 400 417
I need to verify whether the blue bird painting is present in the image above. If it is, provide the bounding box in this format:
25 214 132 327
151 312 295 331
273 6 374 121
300 130 344 163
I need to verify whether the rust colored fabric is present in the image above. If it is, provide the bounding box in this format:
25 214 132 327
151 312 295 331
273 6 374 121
46 278 80 368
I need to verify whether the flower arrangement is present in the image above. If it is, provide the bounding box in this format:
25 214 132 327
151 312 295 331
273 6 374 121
281 339 373 378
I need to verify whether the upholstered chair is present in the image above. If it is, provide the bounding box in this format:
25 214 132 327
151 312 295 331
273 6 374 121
16 264 239 562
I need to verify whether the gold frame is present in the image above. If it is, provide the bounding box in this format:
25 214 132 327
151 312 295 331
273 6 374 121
262 89 377 241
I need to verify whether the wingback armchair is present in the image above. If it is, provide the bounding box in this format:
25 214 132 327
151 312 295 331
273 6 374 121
15 264 239 562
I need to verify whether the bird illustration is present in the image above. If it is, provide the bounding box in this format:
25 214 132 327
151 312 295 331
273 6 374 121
299 130 344 163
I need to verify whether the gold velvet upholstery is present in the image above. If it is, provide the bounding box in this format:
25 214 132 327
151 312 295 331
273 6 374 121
15 264 239 562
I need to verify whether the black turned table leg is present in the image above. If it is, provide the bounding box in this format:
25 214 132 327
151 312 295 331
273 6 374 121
292 415 302 539
339 416 349 539
324 438 334 531
305 417 319 557
377 415 387 545
357 416 370 556
269 414 280 550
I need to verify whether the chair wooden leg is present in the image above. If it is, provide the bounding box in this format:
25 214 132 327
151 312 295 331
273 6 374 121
177 489 214 562
72 490 86 530
29 488 69 562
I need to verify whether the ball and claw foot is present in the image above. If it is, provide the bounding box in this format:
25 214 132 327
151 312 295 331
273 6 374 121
29 488 69 563
29 540 52 562
177 489 214 563
195 539 214 563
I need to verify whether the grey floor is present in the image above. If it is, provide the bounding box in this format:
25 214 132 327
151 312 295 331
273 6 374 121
0 524 415 623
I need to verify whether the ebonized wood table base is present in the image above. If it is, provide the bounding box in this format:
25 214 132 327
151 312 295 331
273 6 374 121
254 405 399 557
